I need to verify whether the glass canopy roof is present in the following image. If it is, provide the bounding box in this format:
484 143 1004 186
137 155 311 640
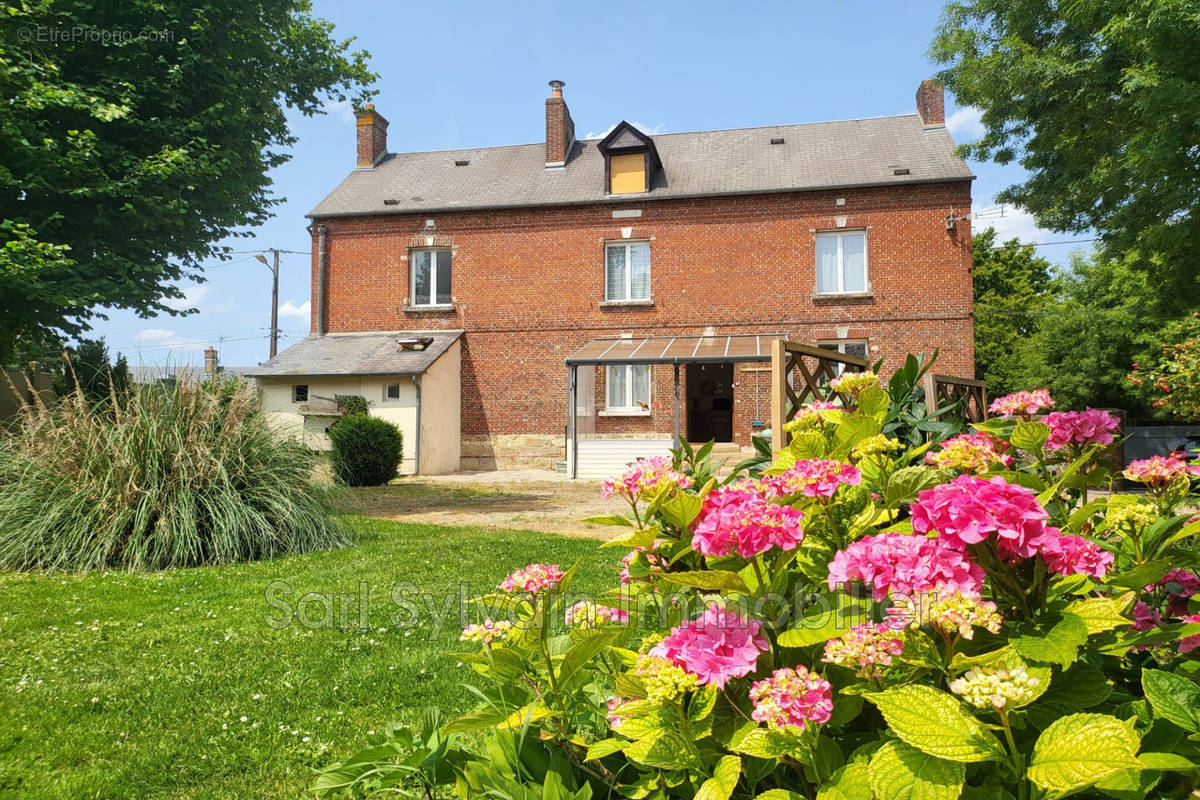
566 334 783 365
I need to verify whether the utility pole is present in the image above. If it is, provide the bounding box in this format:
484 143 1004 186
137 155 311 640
255 249 280 359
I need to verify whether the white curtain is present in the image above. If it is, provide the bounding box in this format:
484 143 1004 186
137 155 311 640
630 243 650 299
816 235 839 293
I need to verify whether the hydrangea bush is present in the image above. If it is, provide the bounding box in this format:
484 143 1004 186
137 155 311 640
318 380 1200 800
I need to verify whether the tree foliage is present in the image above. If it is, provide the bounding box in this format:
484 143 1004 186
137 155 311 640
931 0 1200 308
971 228 1057 397
60 337 129 403
1129 313 1200 420
0 0 376 361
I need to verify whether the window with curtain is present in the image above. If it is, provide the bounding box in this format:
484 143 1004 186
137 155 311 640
815 231 867 295
604 242 651 301
410 249 452 306
606 365 650 411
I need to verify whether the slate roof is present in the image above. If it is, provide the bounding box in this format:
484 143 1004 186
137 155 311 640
308 114 972 218
241 331 463 378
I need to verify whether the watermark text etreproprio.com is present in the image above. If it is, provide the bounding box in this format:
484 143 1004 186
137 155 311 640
17 25 175 45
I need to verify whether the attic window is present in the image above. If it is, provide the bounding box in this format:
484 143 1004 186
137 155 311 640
770 137 785 145
597 121 662 197
397 336 434 351
893 168 911 176
383 199 400 205
454 159 470 166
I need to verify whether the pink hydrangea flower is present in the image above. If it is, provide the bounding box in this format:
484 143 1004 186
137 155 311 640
606 696 635 729
749 666 833 731
498 563 564 594
989 389 1055 417
822 622 904 678
1179 614 1200 654
1044 408 1120 451
602 456 693 502
1155 569 1200 617
925 432 1014 474
1040 534 1114 579
692 487 805 559
650 607 769 688
767 459 862 499
827 531 985 600
619 546 665 584
911 475 1057 561
1123 455 1200 490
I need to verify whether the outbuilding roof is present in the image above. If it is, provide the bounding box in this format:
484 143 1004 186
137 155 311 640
566 333 784 365
308 114 973 218
242 331 462 378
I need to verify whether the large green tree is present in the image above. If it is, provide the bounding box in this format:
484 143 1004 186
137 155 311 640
0 0 376 361
971 228 1057 397
931 0 1200 309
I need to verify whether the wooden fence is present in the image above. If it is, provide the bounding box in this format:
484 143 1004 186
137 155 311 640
769 340 869 450
923 373 988 423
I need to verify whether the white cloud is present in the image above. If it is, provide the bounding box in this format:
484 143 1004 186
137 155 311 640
131 328 207 351
277 300 311 319
985 205 1048 246
946 106 985 141
162 284 235 314
322 99 356 123
583 121 667 140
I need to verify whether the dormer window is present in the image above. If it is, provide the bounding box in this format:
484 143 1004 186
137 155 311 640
597 121 661 196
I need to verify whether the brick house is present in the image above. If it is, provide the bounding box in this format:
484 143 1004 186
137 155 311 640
246 80 974 475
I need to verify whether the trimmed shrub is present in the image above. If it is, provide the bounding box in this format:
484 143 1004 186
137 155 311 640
0 381 349 570
328 413 403 486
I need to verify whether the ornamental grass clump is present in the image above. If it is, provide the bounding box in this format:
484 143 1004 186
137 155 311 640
0 380 348 570
320 384 1200 800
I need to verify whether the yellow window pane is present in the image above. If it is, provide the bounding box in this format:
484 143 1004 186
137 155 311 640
610 153 646 194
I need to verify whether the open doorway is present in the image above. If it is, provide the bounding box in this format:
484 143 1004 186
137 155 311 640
686 362 734 443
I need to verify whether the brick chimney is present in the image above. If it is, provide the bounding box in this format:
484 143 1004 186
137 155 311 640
916 80 945 127
355 103 389 168
544 80 575 168
203 345 218 376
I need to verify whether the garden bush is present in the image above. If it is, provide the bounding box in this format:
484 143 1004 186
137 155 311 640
0 380 349 570
328 413 403 486
320 375 1200 800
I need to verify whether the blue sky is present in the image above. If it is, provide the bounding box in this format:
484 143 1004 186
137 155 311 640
92 0 1071 368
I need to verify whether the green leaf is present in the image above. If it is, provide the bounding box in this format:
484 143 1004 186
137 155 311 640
897 630 944 670
597 525 659 549
497 701 558 730
868 740 965 800
658 570 749 593
558 632 621 686
659 492 703 530
730 727 809 760
585 738 626 760
1138 752 1197 772
1038 663 1112 710
1027 713 1143 795
1141 669 1200 733
778 600 872 648
758 791 808 800
789 430 829 459
1013 613 1089 666
688 684 718 722
1063 595 1130 634
858 384 890 419
866 685 1007 763
1011 420 1050 454
623 730 702 770
816 762 872 800
583 513 635 528
833 415 882 457
884 466 945 507
695 755 742 800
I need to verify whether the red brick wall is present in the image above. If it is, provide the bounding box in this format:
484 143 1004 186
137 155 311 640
309 181 974 440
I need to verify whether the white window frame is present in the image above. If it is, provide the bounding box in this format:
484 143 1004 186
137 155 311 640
814 230 869 295
604 364 651 414
817 340 869 376
410 248 452 307
604 241 651 301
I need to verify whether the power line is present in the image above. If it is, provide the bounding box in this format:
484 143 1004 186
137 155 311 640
988 237 1100 251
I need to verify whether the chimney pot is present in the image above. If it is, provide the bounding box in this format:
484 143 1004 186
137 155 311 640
916 79 945 127
355 104 389 168
544 81 574 167
203 345 218 376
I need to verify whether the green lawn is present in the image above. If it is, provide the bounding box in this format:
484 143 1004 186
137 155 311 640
0 519 618 799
